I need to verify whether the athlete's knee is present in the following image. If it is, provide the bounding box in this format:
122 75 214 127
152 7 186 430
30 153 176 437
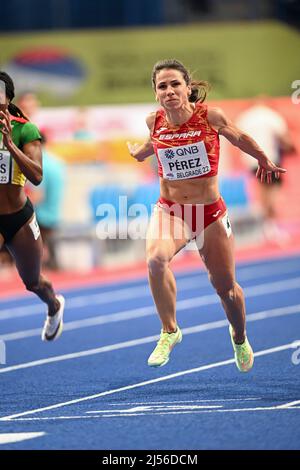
210 276 241 301
218 285 237 302
24 278 41 293
147 250 170 276
25 282 40 293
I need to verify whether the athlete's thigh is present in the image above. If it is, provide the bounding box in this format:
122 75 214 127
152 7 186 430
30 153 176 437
146 205 189 260
198 214 236 289
6 215 43 284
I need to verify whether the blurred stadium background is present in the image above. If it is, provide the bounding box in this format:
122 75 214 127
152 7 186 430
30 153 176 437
1 0 300 281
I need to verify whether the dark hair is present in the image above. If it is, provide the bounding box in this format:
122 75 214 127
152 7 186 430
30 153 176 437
151 59 210 103
0 71 29 120
39 131 47 145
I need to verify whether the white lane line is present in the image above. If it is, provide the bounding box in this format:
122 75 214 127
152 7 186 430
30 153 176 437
7 254 291 309
8 399 300 422
7 407 300 421
109 398 260 405
86 405 223 413
0 335 160 373
1 260 300 320
0 304 299 373
0 305 155 341
0 432 45 444
0 274 207 320
1 277 300 341
102 406 300 417
0 342 294 421
9 407 300 421
99 403 300 418
276 400 300 409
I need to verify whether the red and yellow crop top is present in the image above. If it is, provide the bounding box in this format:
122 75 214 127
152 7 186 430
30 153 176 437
151 102 220 181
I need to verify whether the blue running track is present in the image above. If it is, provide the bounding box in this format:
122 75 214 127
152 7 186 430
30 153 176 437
0 255 300 450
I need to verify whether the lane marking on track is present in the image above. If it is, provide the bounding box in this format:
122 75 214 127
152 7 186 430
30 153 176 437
276 399 300 408
87 404 224 413
5 406 300 421
0 342 295 421
0 304 299 372
85 397 300 417
109 398 260 405
0 432 45 444
1 277 300 341
0 260 300 320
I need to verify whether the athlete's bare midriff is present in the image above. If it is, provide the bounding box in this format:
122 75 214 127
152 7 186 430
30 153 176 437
0 185 27 214
159 174 220 205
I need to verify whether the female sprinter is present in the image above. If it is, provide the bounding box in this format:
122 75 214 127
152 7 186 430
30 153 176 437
127 59 286 371
0 71 64 341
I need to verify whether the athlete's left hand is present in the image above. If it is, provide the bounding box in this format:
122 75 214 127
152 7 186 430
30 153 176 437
127 141 149 162
0 110 13 147
256 159 287 184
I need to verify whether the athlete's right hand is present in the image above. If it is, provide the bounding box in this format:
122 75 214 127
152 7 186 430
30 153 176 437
0 110 13 148
126 142 146 162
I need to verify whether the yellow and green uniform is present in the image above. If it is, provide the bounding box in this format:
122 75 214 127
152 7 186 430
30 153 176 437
0 116 41 186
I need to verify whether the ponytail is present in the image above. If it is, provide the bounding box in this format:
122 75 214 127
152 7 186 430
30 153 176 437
190 80 211 103
8 102 29 121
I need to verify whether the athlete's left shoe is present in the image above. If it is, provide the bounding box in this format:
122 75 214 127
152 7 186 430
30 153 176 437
41 295 65 341
229 325 254 372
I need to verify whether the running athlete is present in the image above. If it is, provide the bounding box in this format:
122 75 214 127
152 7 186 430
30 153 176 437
127 59 286 371
0 71 64 341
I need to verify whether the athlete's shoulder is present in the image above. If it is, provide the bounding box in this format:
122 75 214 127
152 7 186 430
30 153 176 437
11 118 39 131
19 121 41 144
21 121 39 131
146 111 157 133
207 106 228 126
192 101 209 121
10 116 27 124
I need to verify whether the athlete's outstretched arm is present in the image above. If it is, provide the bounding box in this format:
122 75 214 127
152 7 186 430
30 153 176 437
127 112 155 162
208 107 287 184
0 110 42 185
127 137 154 162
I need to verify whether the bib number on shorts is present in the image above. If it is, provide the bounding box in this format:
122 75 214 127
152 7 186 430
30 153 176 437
0 150 11 184
29 214 41 241
222 213 232 238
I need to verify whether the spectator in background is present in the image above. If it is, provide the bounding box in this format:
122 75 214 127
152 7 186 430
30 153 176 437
72 107 96 141
16 91 40 121
236 98 295 243
29 133 65 270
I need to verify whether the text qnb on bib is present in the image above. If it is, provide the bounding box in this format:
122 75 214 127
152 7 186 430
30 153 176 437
158 140 211 180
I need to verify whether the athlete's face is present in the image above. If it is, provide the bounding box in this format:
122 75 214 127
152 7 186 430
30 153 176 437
154 69 191 110
0 85 8 112
0 101 8 113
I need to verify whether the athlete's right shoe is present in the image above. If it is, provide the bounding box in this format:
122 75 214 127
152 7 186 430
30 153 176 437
229 325 254 372
41 295 65 341
148 327 182 367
